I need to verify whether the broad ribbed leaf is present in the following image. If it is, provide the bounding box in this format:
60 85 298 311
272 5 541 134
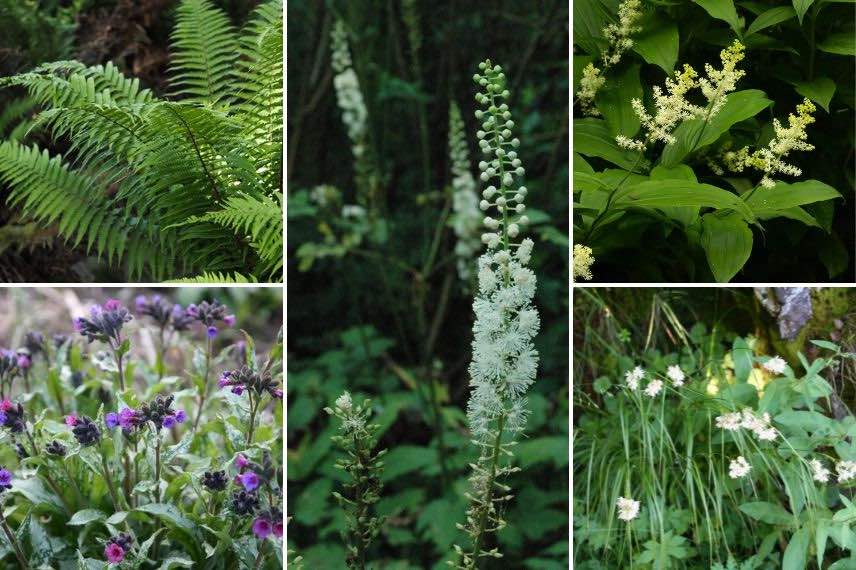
790 76 836 112
792 0 814 24
660 90 772 166
694 0 743 35
701 211 753 282
743 180 841 212
783 527 810 570
595 64 642 137
574 119 646 171
746 6 796 35
614 179 755 221
818 32 855 55
631 12 679 73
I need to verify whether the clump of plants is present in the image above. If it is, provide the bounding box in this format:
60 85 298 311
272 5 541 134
0 0 283 283
0 292 283 568
573 0 854 282
574 310 856 567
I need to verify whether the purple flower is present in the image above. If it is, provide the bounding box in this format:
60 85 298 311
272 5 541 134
231 385 244 395
185 304 199 317
118 408 139 431
0 468 12 489
235 454 249 470
252 517 272 539
72 318 83 332
207 326 218 339
0 412 6 425
174 409 186 424
16 354 30 370
65 415 78 427
105 413 119 429
104 543 125 564
103 298 122 311
238 471 260 491
135 295 147 313
162 415 176 429
224 314 236 327
218 371 231 388
273 521 283 538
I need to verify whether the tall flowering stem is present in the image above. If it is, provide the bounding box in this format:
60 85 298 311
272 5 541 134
451 60 540 569
325 393 386 570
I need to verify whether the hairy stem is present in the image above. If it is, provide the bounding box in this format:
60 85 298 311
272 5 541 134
0 508 27 569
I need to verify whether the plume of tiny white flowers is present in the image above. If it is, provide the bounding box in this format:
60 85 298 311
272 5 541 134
716 412 742 431
616 41 747 151
739 99 817 189
616 496 640 521
331 21 368 155
810 459 831 483
729 456 752 479
451 59 539 570
837 460 856 483
576 0 643 116
617 64 704 149
763 356 787 375
666 365 685 387
573 244 595 281
625 365 645 390
448 102 482 286
698 40 746 119
643 378 663 398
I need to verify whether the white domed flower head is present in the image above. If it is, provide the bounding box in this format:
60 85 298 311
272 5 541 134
715 412 742 431
763 355 787 375
666 365 685 387
335 391 353 412
643 379 663 398
729 456 752 479
624 365 645 390
810 459 830 483
616 497 640 521
837 460 856 483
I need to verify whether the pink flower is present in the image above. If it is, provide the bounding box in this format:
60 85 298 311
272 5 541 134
103 299 122 311
238 471 260 491
224 314 236 327
273 521 284 538
65 415 78 427
0 400 12 412
16 355 30 370
252 517 272 539
235 454 249 469
104 543 125 564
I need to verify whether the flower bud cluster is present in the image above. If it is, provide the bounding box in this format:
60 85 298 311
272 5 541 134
326 392 386 569
73 299 132 345
202 469 228 491
185 299 235 339
0 400 26 433
573 244 595 281
330 20 368 155
135 294 193 331
218 366 283 399
68 415 101 446
46 440 67 457
104 533 133 564
448 102 482 285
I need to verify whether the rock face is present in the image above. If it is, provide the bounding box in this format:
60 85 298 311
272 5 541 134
755 287 813 341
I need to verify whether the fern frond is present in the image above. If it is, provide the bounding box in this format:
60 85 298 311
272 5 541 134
0 97 38 140
170 0 239 106
0 141 169 280
166 271 258 284
234 0 283 192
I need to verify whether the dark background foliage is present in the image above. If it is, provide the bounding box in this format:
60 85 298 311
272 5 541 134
0 0 261 282
287 0 569 567
573 0 855 282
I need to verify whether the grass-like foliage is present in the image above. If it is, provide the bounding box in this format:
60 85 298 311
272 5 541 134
574 289 856 568
0 0 283 282
0 290 283 568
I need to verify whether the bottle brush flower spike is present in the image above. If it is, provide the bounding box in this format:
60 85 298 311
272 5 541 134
450 58 540 569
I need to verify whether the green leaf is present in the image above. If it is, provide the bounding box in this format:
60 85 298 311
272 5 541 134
68 509 106 526
732 337 753 383
135 503 201 541
573 0 612 56
739 501 795 525
416 498 461 552
783 527 810 570
694 0 743 35
789 76 836 112
701 211 753 282
818 32 855 55
810 339 840 351
792 0 814 24
381 446 438 482
595 64 642 137
105 511 129 525
614 180 755 222
660 90 772 166
756 206 821 228
516 436 570 468
747 6 796 35
649 165 700 226
574 119 645 171
743 180 841 213
631 12 680 73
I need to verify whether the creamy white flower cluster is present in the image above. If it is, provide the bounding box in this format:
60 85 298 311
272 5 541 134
330 20 368 157
467 59 539 441
624 364 685 397
577 0 643 116
724 99 816 189
616 496 640 521
729 456 752 479
448 102 482 285
617 41 746 150
573 244 595 281
715 409 778 441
